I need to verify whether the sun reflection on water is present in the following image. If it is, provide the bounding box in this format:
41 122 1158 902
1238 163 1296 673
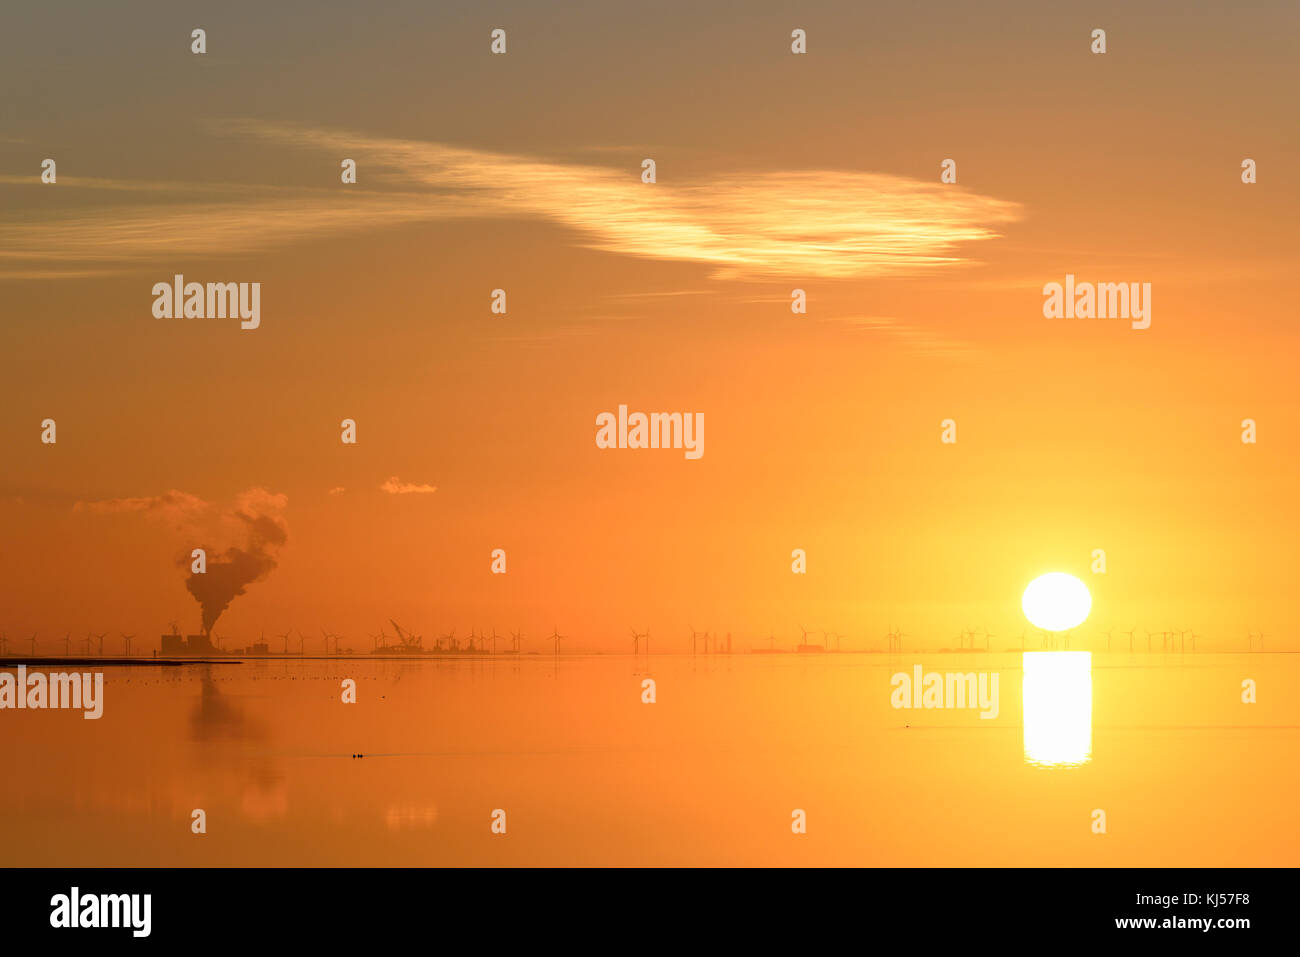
1022 651 1092 768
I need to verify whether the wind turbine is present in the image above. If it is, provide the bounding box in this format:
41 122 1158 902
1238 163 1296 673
1125 627 1136 652
121 633 135 657
83 633 94 655
1144 630 1155 653
1257 629 1266 652
630 628 647 655
885 625 907 653
799 625 815 649
1102 628 1114 653
690 625 706 656
441 628 456 652
490 627 501 655
277 630 292 655
63 632 72 656
548 627 564 655
510 630 523 653
982 627 994 652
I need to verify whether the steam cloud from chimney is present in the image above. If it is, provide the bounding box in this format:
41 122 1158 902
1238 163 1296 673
181 490 288 634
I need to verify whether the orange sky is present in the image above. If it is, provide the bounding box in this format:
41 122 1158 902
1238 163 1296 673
2 2 1298 653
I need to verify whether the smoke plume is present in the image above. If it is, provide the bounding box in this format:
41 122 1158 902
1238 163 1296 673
181 489 287 634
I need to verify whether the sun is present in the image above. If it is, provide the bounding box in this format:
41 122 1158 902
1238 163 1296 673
1022 572 1092 632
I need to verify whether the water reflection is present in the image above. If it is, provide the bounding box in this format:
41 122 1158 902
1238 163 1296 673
188 665 287 823
1022 651 1092 768
189 665 263 743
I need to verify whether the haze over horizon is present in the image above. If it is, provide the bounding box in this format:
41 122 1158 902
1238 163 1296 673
3 1 1298 653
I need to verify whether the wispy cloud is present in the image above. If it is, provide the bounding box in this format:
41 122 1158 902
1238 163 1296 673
380 476 437 495
819 314 978 359
74 489 210 529
0 174 282 195
72 487 288 537
1 120 1022 280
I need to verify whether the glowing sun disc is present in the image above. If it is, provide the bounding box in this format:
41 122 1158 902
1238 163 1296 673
1022 572 1092 632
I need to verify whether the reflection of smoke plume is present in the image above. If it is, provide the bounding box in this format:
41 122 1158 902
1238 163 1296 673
181 490 287 634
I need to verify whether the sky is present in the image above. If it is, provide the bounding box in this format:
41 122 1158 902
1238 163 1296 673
2 1 1298 653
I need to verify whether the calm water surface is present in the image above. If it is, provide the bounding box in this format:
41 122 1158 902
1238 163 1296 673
1 652 1295 865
